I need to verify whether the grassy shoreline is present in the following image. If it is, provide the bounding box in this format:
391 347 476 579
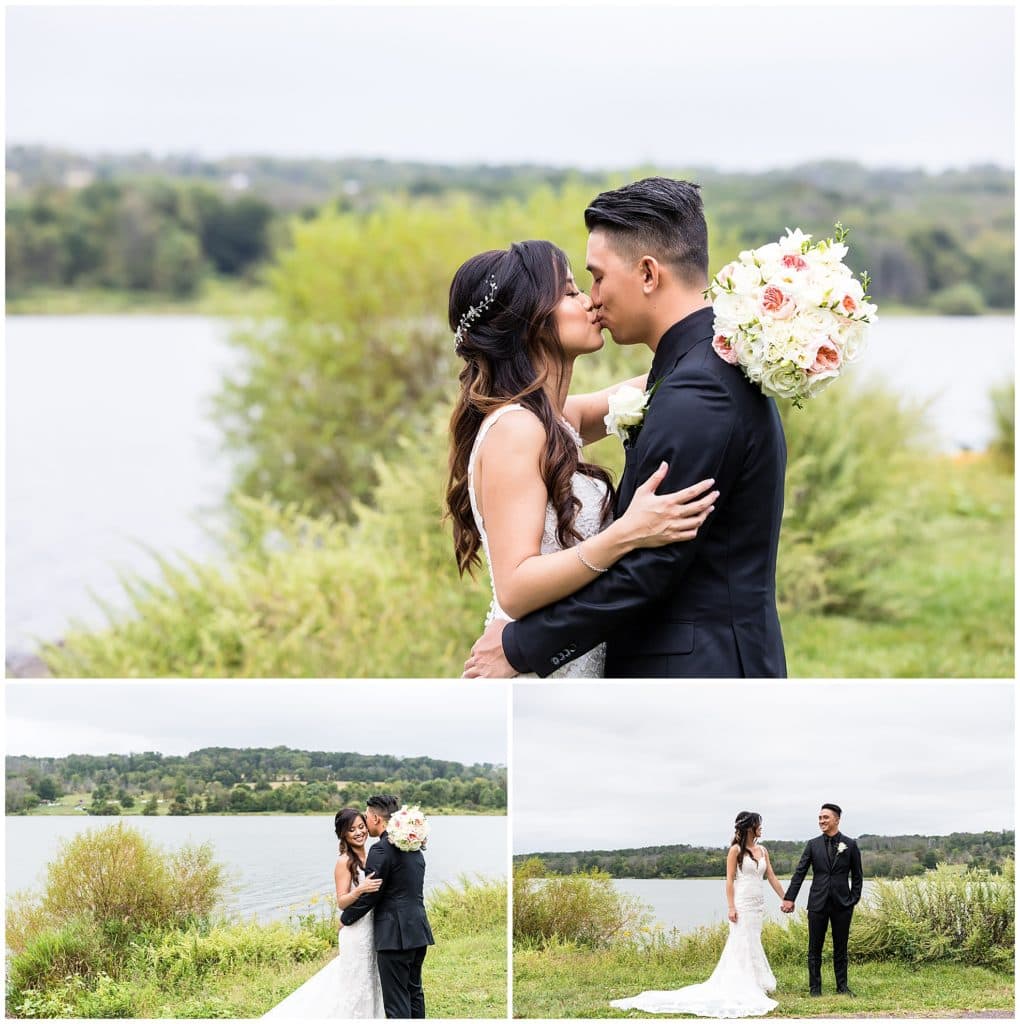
514 943 1013 1018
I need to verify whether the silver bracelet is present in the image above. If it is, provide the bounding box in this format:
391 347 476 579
576 543 608 574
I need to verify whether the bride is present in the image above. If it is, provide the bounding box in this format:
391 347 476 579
446 240 718 678
264 809 385 1019
612 811 785 1018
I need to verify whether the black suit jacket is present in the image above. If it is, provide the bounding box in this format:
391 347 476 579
784 833 864 913
502 307 787 678
340 832 435 951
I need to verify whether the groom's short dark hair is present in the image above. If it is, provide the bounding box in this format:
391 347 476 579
367 794 398 819
584 177 709 286
821 802 842 818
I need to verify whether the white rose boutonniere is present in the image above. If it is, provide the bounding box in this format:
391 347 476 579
837 841 848 855
604 381 660 446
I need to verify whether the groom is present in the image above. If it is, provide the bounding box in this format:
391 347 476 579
340 794 435 1018
465 177 787 678
781 803 864 996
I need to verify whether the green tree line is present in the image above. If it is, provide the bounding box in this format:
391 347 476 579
6 746 506 815
516 831 1015 880
6 147 1013 312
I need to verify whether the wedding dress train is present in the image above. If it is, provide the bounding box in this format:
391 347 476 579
611 853 778 1018
468 404 610 678
263 866 385 1019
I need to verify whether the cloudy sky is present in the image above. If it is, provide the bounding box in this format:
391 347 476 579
6 681 508 765
513 682 1013 852
6 4 1013 170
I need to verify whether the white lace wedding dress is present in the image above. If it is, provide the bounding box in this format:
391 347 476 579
468 404 609 678
611 853 778 1018
263 865 385 1019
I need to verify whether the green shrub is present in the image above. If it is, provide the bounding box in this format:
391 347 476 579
852 863 1014 969
513 859 651 948
776 381 933 617
428 876 506 936
132 920 331 982
990 380 1014 469
7 919 109 1003
7 824 224 951
930 282 986 315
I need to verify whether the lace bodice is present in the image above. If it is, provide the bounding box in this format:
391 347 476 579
467 404 610 678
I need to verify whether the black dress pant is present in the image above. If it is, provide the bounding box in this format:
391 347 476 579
807 900 853 992
377 946 428 1018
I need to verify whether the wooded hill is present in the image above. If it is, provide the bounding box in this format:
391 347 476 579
6 746 506 816
517 831 1014 879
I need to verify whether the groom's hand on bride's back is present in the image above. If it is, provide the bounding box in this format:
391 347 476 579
464 619 517 678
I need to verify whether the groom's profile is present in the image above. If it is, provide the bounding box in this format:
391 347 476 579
466 176 787 678
340 794 435 1018
781 803 863 996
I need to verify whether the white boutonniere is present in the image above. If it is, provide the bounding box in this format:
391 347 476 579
604 380 661 446
837 841 848 855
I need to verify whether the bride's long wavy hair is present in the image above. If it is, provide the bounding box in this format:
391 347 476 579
335 807 368 883
731 811 762 867
445 240 614 576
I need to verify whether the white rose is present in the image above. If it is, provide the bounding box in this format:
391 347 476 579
759 360 808 401
604 384 649 441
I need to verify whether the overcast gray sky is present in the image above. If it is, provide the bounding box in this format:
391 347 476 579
6 4 1014 170
513 682 1013 852
6 681 508 765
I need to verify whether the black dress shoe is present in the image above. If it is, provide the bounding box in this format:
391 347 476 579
809 990 822 997
836 987 855 997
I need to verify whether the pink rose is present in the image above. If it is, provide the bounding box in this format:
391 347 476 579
712 334 739 365
761 285 795 319
841 294 857 313
808 341 842 376
782 254 808 271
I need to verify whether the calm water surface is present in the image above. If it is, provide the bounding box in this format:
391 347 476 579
613 877 876 933
5 814 506 922
6 314 1013 656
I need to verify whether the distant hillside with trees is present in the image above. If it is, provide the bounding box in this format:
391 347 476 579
6 746 506 816
6 146 1013 313
517 831 1014 880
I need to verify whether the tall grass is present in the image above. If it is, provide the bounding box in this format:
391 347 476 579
7 870 506 1019
514 864 1014 973
43 371 975 678
990 380 1014 470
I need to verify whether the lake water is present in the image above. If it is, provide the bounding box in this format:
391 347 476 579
613 877 876 933
5 814 506 922
5 314 1014 659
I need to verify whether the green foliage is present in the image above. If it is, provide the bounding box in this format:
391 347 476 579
520 831 1015 880
6 824 224 955
427 876 507 936
776 382 933 617
852 863 1014 969
990 380 1014 469
514 858 651 948
930 281 986 315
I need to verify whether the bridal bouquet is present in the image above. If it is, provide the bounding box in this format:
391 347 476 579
707 224 877 406
389 805 429 852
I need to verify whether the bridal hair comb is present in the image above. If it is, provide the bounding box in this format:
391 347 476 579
454 276 499 349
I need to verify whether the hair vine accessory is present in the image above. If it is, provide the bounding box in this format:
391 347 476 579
454 276 499 349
